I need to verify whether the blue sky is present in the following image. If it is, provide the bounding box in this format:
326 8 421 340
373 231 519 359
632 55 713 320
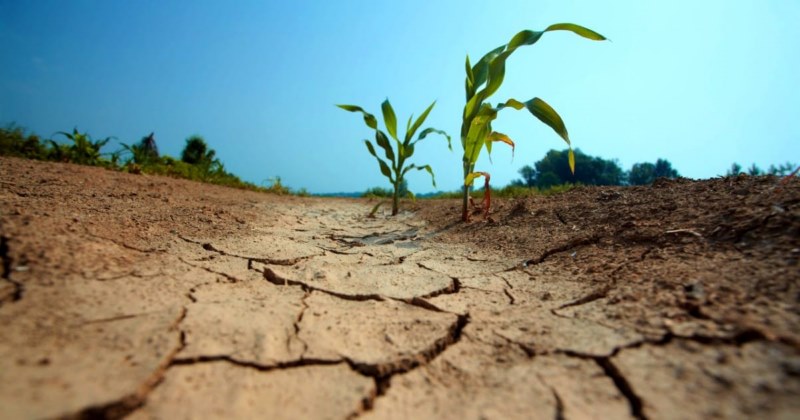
2 0 799 193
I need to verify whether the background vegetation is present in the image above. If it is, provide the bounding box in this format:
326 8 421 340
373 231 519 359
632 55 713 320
4 124 794 202
0 124 300 195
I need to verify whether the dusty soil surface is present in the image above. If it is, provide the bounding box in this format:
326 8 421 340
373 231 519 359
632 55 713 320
1 155 799 419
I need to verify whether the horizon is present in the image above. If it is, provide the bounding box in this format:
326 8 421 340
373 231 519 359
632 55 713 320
2 1 799 194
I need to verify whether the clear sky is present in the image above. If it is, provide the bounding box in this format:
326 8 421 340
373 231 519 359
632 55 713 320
2 0 799 193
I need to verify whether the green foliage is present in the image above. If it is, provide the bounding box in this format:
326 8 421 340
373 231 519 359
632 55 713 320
514 150 681 188
363 179 409 199
458 24 607 221
768 162 798 176
0 125 309 195
52 128 113 166
338 99 451 215
628 159 679 185
517 165 537 188
0 124 47 159
427 182 576 200
627 162 656 185
181 135 217 166
262 176 292 195
528 149 624 189
120 133 160 166
726 161 797 177
362 186 393 198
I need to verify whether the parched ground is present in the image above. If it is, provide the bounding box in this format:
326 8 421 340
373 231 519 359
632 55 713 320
1 155 798 419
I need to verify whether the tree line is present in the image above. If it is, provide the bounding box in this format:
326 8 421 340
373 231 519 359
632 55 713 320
510 149 797 189
510 149 679 188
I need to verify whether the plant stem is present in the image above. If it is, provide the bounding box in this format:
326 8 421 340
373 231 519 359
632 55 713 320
392 180 400 215
461 160 471 221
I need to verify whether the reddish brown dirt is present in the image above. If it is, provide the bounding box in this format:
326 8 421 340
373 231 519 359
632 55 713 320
1 156 798 419
417 176 800 348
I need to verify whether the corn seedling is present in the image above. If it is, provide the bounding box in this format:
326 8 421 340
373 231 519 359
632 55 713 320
338 99 451 215
460 24 606 221
53 128 112 166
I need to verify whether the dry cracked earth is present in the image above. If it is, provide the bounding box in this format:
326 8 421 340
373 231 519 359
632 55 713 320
1 156 799 419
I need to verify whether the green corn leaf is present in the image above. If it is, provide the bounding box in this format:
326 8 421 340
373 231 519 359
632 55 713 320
506 24 605 52
465 55 475 97
337 104 378 130
368 201 385 218
488 131 514 147
416 127 452 151
525 97 570 145
374 130 395 163
487 131 514 158
364 140 393 181
406 115 413 134
403 164 437 188
463 94 482 126
464 116 491 164
499 98 525 110
381 99 398 141
419 164 436 188
507 29 546 50
479 49 513 100
545 23 607 41
405 100 436 144
404 142 415 159
465 55 474 85
568 148 576 174
471 45 505 91
464 171 486 187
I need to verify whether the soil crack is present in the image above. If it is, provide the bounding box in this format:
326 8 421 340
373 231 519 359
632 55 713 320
171 354 342 371
596 358 647 420
503 288 516 305
290 291 311 357
179 235 313 266
554 287 610 311
261 267 385 302
178 256 243 283
351 313 470 416
524 235 601 266
70 306 188 419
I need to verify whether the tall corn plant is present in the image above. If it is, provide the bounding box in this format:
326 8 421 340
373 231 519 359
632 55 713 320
460 23 606 221
338 99 451 215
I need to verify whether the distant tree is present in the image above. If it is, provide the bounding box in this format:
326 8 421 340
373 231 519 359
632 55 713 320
628 162 656 185
727 161 797 177
518 165 537 187
768 162 798 176
653 158 679 179
747 163 762 176
530 149 624 189
726 162 743 176
181 135 216 166
627 158 680 185
362 186 393 198
398 178 410 198
140 132 159 160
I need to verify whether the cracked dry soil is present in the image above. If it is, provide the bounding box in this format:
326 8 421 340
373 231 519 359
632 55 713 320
1 156 799 419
